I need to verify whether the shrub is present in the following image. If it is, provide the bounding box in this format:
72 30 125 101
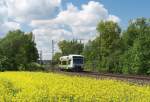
27 62 44 71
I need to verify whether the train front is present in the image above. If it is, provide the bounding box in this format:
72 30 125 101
70 55 84 71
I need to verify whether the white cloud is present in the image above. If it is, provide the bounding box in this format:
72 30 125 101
0 22 21 36
6 0 61 22
32 28 73 59
0 0 8 23
108 15 120 22
0 0 120 59
0 0 61 36
31 1 120 59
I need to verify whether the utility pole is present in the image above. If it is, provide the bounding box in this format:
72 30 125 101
99 32 102 72
51 40 55 67
32 33 35 42
79 39 82 44
76 38 83 44
76 38 85 47
75 38 85 54
51 40 54 59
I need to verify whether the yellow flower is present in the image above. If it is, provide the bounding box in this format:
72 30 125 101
0 71 149 102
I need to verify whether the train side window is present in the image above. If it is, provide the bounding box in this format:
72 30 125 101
62 61 67 65
68 60 71 64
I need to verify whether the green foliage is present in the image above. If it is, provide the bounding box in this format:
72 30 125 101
27 62 44 71
83 39 101 71
53 40 84 66
1 17 150 75
84 21 123 73
58 40 84 56
0 55 9 71
84 18 150 75
0 30 39 71
122 18 150 75
52 52 62 65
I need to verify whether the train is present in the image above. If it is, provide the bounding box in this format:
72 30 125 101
59 54 84 71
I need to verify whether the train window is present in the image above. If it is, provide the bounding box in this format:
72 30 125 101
68 60 71 64
73 56 84 64
62 61 67 65
73 58 83 64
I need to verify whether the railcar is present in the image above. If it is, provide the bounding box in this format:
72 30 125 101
59 54 84 71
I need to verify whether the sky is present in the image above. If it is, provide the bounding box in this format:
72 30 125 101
0 0 150 60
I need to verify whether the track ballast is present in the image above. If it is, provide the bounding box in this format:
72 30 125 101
49 69 150 85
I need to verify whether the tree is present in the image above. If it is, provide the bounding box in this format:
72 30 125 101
122 18 148 49
122 18 150 74
58 40 84 56
52 52 62 65
52 40 84 65
83 21 123 73
0 30 39 71
96 21 123 73
83 38 101 71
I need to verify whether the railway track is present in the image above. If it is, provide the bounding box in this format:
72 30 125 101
83 71 150 81
50 70 150 85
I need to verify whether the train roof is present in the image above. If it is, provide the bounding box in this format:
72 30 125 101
68 54 84 57
59 54 84 61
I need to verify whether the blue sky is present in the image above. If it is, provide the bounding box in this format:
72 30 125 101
0 0 149 59
63 0 150 28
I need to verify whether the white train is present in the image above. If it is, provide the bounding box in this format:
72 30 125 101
59 54 84 71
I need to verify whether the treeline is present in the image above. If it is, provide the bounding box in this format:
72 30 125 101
0 30 40 71
53 40 84 63
54 18 150 75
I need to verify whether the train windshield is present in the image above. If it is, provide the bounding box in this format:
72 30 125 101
73 56 84 64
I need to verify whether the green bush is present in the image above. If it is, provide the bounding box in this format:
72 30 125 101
27 62 44 71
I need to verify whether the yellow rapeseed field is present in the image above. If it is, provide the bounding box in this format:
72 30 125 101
0 72 150 102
